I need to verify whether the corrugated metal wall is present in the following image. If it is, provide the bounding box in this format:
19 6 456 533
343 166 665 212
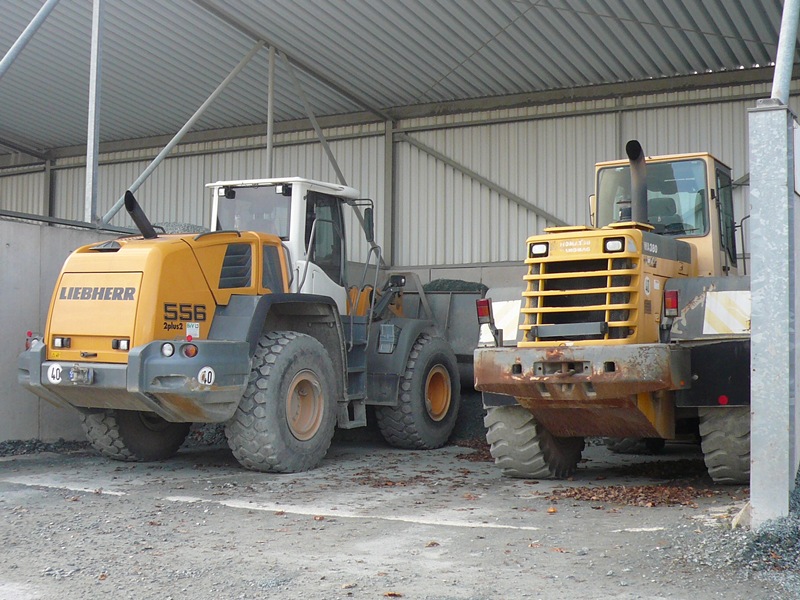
2 81 792 269
0 169 47 214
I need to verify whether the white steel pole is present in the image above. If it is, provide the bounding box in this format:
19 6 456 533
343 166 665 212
266 45 275 178
771 0 800 104
84 0 103 224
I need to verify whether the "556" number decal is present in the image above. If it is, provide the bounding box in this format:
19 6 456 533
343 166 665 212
163 303 207 321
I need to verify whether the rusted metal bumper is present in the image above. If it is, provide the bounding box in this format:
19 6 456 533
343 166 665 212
18 339 250 423
474 343 691 438
475 343 690 400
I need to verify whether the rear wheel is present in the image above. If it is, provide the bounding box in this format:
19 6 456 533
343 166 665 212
376 334 460 449
225 331 336 473
80 409 190 461
699 406 750 484
485 406 584 478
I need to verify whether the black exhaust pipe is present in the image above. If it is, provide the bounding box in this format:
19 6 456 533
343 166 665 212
124 190 158 239
625 140 648 225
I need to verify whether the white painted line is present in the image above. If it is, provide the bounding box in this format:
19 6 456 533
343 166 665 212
611 527 666 533
0 477 126 496
165 495 541 531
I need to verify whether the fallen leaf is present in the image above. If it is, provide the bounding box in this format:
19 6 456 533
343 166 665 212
313 515 325 521
547 506 558 514
384 592 403 598
98 573 108 581
425 541 440 547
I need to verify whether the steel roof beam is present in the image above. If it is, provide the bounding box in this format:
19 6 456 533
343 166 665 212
0 137 47 161
100 40 265 226
397 133 567 227
190 0 392 122
0 0 61 83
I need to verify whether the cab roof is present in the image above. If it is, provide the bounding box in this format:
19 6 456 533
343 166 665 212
206 177 361 200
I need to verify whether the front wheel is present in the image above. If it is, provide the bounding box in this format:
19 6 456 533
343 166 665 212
80 409 190 462
376 334 460 449
225 331 337 473
485 405 584 478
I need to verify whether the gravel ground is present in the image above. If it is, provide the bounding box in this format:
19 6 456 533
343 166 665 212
0 432 798 599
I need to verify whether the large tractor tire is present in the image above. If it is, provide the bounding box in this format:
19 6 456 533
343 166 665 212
698 406 750 484
376 334 460 449
485 405 584 478
225 331 336 473
80 409 190 462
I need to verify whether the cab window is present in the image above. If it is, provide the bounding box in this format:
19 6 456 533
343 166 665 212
262 245 284 292
597 159 709 236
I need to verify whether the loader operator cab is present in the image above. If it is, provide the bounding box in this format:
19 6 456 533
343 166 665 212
208 177 368 315
594 153 738 277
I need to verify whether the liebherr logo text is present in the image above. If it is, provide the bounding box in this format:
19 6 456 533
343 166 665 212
59 286 135 301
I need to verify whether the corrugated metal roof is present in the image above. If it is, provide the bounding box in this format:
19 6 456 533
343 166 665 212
0 0 791 155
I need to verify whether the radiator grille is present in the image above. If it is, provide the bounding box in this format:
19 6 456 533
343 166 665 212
521 255 637 342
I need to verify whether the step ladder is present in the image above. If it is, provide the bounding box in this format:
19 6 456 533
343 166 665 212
338 317 368 428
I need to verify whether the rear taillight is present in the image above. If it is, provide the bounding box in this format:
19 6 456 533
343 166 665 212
476 298 493 324
476 298 504 347
664 290 679 317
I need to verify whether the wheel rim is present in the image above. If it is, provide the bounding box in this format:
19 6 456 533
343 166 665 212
286 370 324 441
424 365 451 422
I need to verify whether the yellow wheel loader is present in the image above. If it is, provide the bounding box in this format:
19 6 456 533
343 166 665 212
19 179 483 472
474 141 750 483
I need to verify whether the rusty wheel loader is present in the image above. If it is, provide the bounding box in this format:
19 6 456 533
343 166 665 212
475 141 750 484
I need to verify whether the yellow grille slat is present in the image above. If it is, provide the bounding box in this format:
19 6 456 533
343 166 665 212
523 287 637 297
524 270 636 281
522 306 636 314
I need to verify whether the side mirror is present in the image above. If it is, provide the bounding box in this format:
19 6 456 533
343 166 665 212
364 206 375 243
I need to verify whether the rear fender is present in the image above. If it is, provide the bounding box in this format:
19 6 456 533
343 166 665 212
364 317 440 406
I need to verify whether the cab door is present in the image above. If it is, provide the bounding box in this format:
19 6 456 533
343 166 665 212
300 191 347 313
716 166 738 276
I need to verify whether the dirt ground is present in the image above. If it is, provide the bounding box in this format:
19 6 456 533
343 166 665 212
0 423 791 600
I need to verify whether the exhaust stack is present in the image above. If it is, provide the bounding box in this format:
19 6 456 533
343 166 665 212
625 140 648 225
124 190 158 239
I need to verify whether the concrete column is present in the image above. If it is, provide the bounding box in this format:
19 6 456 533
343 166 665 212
749 100 800 527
